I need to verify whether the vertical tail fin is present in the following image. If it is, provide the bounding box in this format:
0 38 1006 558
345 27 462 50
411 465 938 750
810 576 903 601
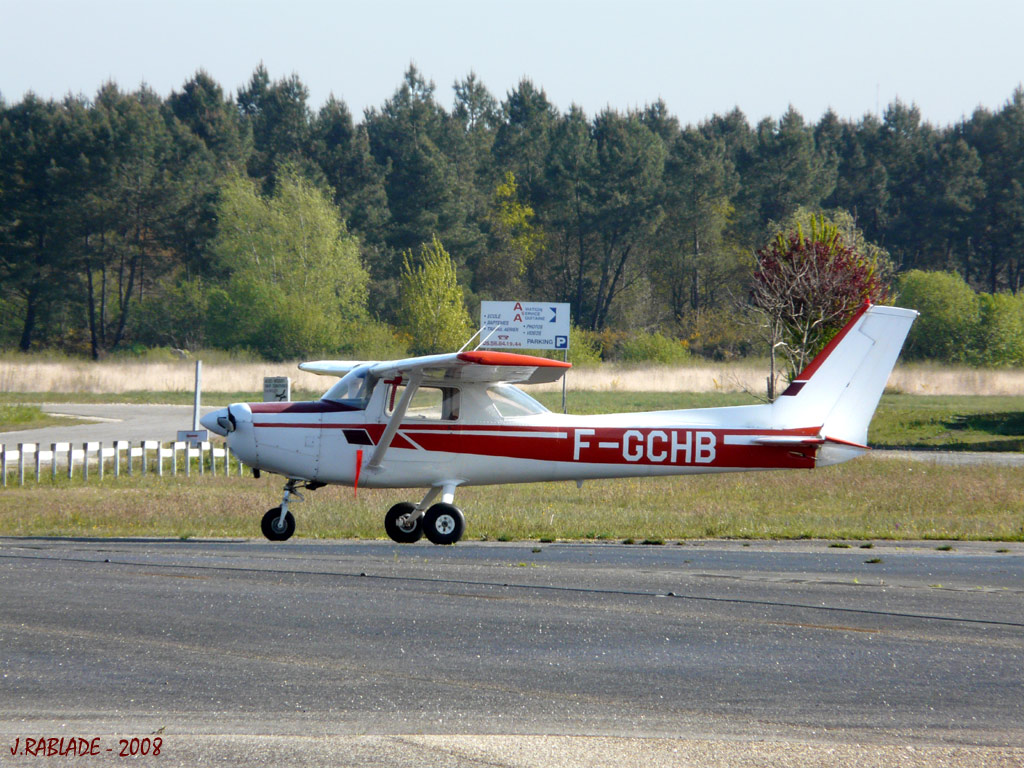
770 304 918 448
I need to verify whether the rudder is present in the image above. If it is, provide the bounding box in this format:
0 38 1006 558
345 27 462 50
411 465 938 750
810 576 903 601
770 305 918 447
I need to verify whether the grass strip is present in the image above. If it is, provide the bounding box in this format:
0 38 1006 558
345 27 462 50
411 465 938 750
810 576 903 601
2 456 1021 542
0 404 81 433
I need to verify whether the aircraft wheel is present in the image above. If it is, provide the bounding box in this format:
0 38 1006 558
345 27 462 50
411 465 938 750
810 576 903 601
422 503 465 546
261 507 295 541
384 502 423 543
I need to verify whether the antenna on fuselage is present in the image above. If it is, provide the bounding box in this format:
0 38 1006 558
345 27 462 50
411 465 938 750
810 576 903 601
457 327 483 352
458 325 500 353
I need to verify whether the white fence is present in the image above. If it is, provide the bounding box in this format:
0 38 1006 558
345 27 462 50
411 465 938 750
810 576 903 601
0 440 246 486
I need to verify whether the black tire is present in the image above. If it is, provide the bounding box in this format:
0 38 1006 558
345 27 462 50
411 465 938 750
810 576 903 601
422 503 465 545
384 502 423 543
261 507 295 541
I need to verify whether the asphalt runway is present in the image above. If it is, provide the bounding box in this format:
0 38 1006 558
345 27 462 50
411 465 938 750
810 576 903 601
0 404 220 446
1 537 1022 767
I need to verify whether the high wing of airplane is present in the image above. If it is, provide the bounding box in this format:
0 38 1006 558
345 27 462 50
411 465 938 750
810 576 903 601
201 303 918 545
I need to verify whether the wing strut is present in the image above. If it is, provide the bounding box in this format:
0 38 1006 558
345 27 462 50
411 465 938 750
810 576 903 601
367 374 421 470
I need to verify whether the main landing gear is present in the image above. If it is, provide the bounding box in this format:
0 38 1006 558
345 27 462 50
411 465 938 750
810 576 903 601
384 485 465 546
259 479 465 545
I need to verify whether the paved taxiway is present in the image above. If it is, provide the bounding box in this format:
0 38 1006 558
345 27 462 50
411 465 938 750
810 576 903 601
1 538 1022 767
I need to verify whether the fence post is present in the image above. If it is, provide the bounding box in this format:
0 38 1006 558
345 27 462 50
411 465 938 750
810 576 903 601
51 443 58 482
158 442 164 477
114 441 121 478
67 443 74 479
98 442 104 481
82 442 89 481
34 443 42 483
127 440 133 476
1 447 6 487
17 443 25 487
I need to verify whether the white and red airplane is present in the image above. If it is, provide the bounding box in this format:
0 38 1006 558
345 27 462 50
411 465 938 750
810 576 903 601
201 303 917 545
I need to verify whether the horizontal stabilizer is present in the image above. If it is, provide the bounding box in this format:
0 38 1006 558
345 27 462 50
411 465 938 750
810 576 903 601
752 435 825 447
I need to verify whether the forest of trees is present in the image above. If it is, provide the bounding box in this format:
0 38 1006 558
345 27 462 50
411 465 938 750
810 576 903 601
3 64 1024 364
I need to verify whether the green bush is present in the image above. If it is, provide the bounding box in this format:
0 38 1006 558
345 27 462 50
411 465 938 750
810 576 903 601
614 331 690 363
898 270 979 362
584 328 690 363
976 291 1024 366
568 325 602 365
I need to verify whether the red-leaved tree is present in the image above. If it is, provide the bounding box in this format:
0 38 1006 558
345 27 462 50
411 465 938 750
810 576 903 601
751 215 891 398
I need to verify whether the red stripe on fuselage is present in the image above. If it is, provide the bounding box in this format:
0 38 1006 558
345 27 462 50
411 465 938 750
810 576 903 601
251 419 821 470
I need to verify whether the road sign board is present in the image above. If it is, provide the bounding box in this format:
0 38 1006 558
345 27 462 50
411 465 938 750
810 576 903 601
479 301 571 350
263 376 291 402
177 430 208 446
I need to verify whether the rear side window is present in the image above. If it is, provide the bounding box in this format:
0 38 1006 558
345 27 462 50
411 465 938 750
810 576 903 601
486 384 549 417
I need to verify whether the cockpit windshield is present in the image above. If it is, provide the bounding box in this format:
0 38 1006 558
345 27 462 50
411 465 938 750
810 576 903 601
323 365 377 409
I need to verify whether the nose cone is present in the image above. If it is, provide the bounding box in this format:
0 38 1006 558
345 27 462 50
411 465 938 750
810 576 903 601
201 407 230 437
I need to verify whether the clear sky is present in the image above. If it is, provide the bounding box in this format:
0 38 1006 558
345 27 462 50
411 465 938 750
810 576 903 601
3 0 1023 128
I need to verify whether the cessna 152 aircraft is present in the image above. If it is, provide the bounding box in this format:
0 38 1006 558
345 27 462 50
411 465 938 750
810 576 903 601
201 303 917 545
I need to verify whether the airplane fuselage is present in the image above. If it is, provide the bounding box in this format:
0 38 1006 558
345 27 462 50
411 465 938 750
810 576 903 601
223 397 858 490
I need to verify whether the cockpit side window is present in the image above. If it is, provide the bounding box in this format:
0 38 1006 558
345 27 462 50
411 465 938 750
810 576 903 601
386 383 460 421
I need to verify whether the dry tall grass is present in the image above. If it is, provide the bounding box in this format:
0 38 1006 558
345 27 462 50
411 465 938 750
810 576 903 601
1 356 1022 396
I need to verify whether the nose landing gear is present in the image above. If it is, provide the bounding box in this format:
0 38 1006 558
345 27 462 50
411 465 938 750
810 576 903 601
261 506 295 541
260 479 324 542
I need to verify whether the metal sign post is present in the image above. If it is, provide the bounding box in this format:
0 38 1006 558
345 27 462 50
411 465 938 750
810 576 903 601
192 360 202 431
